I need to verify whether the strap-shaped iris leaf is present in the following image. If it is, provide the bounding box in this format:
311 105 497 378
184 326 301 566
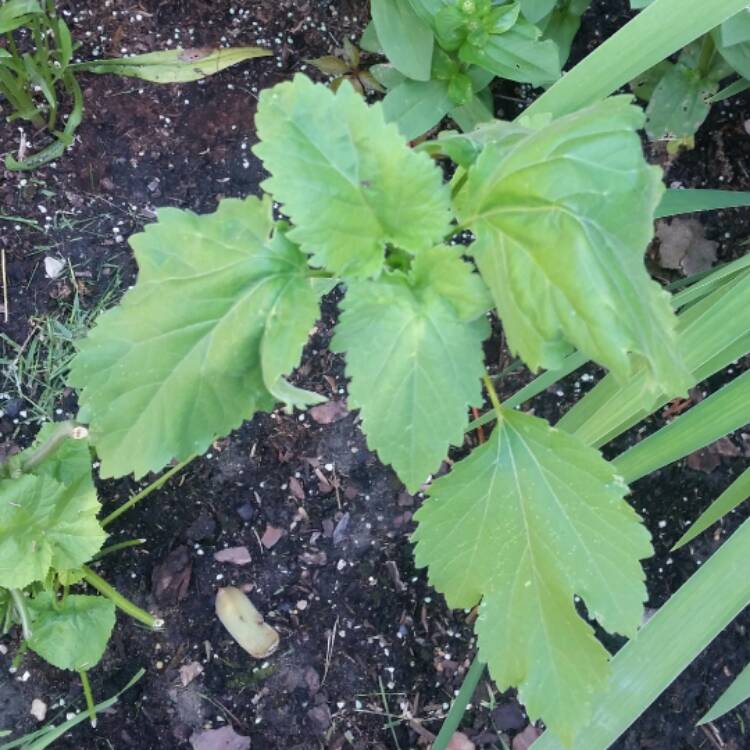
69 197 325 479
27 593 116 671
0 472 104 589
455 96 692 395
413 407 652 743
253 74 452 279
332 264 489 492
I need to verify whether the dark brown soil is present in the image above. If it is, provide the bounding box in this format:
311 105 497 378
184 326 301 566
1 1 750 749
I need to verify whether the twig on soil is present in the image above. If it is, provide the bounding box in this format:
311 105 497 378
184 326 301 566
1 248 8 323
699 722 726 749
322 615 339 686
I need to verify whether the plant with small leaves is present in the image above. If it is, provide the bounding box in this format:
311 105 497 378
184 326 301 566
307 37 384 95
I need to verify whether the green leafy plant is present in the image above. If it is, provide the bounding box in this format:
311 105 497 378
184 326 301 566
53 0 750 746
0 422 163 727
361 0 591 139
0 0 270 170
631 2 750 148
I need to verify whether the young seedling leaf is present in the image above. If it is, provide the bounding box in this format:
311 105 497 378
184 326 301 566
413 407 652 744
0 473 105 589
253 75 452 279
27 593 116 671
69 198 324 479
72 46 271 83
332 269 489 492
455 96 692 395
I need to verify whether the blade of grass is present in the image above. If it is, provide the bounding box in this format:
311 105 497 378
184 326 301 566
673 466 750 550
656 189 750 218
524 0 750 119
531 514 750 750
698 661 750 725
432 656 486 750
614 369 750 483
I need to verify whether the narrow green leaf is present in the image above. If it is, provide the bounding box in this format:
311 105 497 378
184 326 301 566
707 77 750 103
614 369 750 483
69 197 323 479
558 256 750 448
699 660 750 725
382 79 453 140
73 46 271 82
254 75 452 279
657 188 750 217
27 594 116 672
525 0 750 119
414 408 652 744
371 0 434 81
673 467 750 550
0 0 42 34
332 272 488 492
532 513 750 750
714 29 750 79
0 473 104 589
456 96 690 395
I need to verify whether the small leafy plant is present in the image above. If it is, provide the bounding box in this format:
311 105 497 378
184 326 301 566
631 2 750 148
362 0 591 138
0 422 161 726
0 0 270 170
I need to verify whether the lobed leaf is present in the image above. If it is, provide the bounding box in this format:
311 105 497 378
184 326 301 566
0 472 104 589
455 96 692 395
254 75 452 279
69 197 324 479
27 593 116 671
413 407 652 743
332 266 489 492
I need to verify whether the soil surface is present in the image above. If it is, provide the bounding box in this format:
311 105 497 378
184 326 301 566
1 1 750 749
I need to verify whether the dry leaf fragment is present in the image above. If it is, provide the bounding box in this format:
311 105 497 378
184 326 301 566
512 725 541 750
447 732 475 750
215 586 280 659
179 661 204 687
309 400 349 424
289 476 305 500
190 725 251 750
260 524 284 549
656 218 718 275
214 546 252 566
44 256 65 279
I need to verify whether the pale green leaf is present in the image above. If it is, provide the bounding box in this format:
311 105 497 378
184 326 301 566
458 19 562 85
69 197 323 479
720 9 750 47
410 246 492 321
27 593 116 671
382 79 453 140
0 473 105 589
656 188 750 217
714 29 750 78
371 0 434 81
456 96 691 394
673 467 750 550
253 75 452 279
699 660 750 724
520 0 557 24
332 273 488 492
73 46 271 82
413 407 652 743
644 64 716 140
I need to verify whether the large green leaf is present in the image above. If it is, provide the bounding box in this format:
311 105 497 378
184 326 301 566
371 0 434 81
0 473 104 589
253 75 452 279
456 96 691 394
73 46 271 82
413 407 652 744
27 593 116 671
720 9 750 47
382 79 453 140
69 197 324 479
332 266 489 492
